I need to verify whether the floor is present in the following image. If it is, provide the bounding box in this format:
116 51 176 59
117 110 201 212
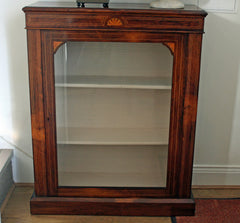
1 186 240 223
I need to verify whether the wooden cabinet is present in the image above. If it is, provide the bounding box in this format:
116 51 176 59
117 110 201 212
23 2 207 216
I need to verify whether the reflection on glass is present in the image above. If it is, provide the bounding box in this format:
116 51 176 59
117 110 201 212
54 42 173 187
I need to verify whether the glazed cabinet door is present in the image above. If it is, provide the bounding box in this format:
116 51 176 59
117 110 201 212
55 41 172 187
34 30 198 198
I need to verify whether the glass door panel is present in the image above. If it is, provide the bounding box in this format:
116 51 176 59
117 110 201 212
54 42 173 187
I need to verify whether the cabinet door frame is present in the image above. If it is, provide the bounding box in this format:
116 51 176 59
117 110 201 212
29 29 202 198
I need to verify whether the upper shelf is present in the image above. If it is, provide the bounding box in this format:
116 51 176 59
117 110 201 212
55 75 172 90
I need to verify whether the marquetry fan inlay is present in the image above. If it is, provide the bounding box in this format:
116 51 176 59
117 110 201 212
106 17 123 26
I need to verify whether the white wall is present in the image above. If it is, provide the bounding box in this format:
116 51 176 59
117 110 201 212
0 0 34 183
0 0 240 185
193 8 240 185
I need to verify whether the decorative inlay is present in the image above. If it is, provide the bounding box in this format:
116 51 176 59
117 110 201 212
53 41 65 54
163 42 175 55
106 17 123 26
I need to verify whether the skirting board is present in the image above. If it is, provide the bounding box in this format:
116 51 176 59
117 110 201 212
15 183 240 190
15 164 240 186
192 165 240 185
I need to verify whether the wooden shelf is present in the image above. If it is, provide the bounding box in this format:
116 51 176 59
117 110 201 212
58 171 166 187
57 127 169 145
55 75 172 90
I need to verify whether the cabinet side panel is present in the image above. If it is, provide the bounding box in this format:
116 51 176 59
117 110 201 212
178 34 203 197
27 30 48 196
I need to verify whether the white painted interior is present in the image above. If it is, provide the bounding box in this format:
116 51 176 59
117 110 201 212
0 0 240 185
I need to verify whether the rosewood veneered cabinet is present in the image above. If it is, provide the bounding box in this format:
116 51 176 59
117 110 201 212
23 2 207 216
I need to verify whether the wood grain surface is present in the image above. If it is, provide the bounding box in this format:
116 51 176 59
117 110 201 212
24 2 207 215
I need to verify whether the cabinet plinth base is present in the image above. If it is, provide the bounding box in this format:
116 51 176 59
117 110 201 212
30 193 195 216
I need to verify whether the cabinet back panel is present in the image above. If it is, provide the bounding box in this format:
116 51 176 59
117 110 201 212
62 42 173 78
55 88 171 128
57 145 168 187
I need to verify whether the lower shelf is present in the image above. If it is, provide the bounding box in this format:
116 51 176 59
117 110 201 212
58 171 166 187
30 193 195 216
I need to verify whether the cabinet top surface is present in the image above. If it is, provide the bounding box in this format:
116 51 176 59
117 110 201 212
23 1 207 16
